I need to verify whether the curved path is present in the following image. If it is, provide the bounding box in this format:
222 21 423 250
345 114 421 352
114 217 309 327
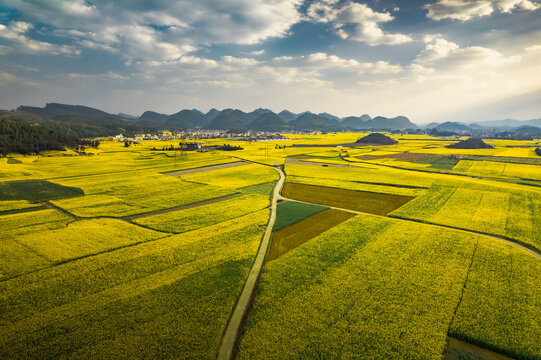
217 166 285 360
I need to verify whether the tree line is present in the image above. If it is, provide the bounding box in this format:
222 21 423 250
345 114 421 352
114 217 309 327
0 119 99 155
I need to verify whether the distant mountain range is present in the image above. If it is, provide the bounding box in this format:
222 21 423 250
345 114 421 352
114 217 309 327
423 119 541 131
6 103 419 133
4 103 539 136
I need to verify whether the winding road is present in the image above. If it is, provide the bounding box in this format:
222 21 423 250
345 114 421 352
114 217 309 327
216 165 285 360
217 156 540 360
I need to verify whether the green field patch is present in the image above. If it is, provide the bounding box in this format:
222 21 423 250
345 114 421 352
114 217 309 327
418 155 460 169
133 194 270 233
6 158 22 164
0 180 83 202
267 209 355 262
273 200 328 232
282 182 414 215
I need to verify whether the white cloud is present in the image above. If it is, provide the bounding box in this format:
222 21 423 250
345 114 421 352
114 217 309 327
272 56 300 62
497 0 540 12
249 49 265 56
2 0 303 61
424 0 539 21
0 21 80 55
66 71 128 81
221 56 260 66
424 0 493 21
417 35 520 67
525 44 541 52
305 1 412 45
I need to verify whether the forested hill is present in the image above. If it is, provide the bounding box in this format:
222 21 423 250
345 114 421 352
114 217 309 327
2 107 150 138
0 118 98 155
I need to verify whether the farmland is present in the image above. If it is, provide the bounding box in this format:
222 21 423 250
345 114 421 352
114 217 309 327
0 133 539 360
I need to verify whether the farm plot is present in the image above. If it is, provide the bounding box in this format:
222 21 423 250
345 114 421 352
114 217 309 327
461 155 541 165
502 163 541 181
0 200 44 215
162 160 248 176
450 238 541 360
356 152 459 170
282 182 414 215
180 163 279 188
134 194 270 233
391 185 541 250
51 173 235 217
0 210 268 359
267 209 354 262
237 181 277 196
0 209 71 278
286 175 425 197
237 216 482 360
273 200 327 231
0 179 83 202
1 218 166 279
285 163 439 189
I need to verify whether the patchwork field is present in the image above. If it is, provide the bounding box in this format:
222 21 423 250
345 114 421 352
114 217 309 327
391 184 541 250
282 182 414 215
0 134 539 360
237 215 539 360
267 208 354 262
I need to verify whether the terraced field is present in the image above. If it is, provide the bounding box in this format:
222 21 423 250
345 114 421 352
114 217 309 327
1 134 539 360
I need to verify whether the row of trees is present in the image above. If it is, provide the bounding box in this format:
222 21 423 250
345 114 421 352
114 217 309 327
0 119 99 155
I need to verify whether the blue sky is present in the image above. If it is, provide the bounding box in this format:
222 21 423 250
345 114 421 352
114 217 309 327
0 0 540 123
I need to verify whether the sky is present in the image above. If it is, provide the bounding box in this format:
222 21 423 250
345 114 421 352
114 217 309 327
0 0 540 124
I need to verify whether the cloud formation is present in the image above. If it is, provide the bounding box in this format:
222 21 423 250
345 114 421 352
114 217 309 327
0 21 80 55
0 0 303 60
305 1 412 45
417 34 520 67
424 0 540 21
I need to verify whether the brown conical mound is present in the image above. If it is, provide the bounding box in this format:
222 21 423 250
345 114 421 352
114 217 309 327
355 133 398 145
446 138 493 149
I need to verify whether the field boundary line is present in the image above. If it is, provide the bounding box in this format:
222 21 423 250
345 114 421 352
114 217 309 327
388 215 541 260
43 193 244 223
339 155 541 189
160 160 248 176
216 165 285 360
0 233 172 284
446 238 479 338
43 201 77 219
274 194 540 260
124 193 242 220
0 205 47 216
